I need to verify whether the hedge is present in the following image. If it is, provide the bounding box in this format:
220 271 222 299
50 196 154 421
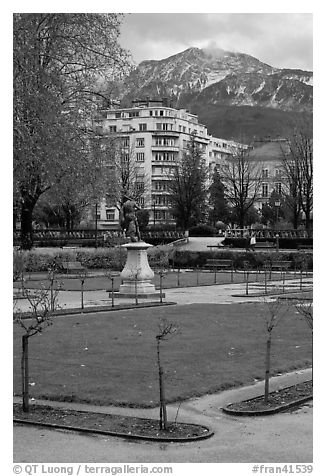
169 250 313 271
13 245 172 274
224 237 313 250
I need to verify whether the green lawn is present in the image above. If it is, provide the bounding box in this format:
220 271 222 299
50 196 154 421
15 269 287 292
13 302 312 407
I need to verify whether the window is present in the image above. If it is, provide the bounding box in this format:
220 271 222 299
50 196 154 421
262 183 269 198
109 125 117 133
149 111 153 116
275 168 282 178
136 138 145 147
262 168 269 178
122 153 129 163
121 137 129 147
154 181 168 191
160 110 164 116
156 123 173 131
138 197 144 206
139 123 147 131
136 152 145 162
115 113 121 119
136 182 144 191
154 152 175 162
274 182 282 195
106 209 115 221
154 137 175 146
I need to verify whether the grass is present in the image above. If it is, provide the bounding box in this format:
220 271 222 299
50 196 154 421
14 269 290 292
13 302 312 408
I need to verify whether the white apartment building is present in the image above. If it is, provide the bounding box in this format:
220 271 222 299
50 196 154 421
92 98 244 229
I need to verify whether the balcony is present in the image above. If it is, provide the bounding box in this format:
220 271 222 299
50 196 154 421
151 145 179 152
152 130 179 137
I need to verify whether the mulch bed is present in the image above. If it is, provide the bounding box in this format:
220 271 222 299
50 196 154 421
13 404 212 441
223 380 312 414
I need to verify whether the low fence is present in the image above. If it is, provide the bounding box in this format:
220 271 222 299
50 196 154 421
13 229 185 248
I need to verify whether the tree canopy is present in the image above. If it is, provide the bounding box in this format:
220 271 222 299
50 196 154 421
13 13 131 248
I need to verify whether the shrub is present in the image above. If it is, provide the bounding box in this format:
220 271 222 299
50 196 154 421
169 250 313 271
189 224 216 237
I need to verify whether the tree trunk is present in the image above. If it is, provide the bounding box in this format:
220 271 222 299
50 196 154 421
21 335 29 412
264 334 272 403
157 340 167 430
20 198 36 250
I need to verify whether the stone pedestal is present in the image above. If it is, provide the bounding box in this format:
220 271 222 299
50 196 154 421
117 241 163 298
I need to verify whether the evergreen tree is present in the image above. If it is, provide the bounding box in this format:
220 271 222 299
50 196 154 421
208 167 230 225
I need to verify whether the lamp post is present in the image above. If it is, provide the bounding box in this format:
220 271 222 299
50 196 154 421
274 200 281 228
274 199 281 252
95 203 98 248
152 201 156 228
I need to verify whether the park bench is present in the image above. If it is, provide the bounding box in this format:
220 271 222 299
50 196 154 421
204 259 234 270
297 244 313 250
204 259 234 282
61 261 86 274
267 261 291 272
254 241 276 250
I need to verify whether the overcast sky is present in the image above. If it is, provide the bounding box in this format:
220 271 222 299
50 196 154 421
119 13 313 71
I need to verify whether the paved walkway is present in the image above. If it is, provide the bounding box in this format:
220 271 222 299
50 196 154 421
14 368 312 463
14 274 312 313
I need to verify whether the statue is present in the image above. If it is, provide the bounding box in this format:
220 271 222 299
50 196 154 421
122 198 141 242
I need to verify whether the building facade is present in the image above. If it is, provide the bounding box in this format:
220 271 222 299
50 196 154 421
248 139 287 210
92 98 244 229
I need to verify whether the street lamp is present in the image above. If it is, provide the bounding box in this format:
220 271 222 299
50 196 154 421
152 200 156 228
274 200 281 228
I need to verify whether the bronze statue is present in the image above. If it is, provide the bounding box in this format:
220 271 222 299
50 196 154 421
122 198 141 242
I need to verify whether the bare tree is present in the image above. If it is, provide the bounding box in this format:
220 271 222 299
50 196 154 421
14 270 61 412
168 133 208 231
262 298 289 403
156 319 179 430
221 146 262 229
106 136 150 224
294 300 313 331
281 121 313 232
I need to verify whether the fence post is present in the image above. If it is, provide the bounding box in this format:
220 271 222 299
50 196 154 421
111 277 115 307
300 268 303 290
264 265 268 295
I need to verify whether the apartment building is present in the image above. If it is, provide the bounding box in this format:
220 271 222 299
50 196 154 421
248 139 287 210
92 98 244 229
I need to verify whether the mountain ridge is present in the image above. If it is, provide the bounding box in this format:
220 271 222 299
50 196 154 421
118 46 313 141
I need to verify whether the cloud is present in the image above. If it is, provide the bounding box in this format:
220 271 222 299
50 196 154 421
119 13 312 70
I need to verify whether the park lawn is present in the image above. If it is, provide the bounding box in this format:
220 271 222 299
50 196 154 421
14 269 271 292
13 302 312 408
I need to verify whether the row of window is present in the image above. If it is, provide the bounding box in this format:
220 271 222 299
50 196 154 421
153 195 170 206
153 152 176 162
153 181 169 191
262 183 282 197
262 169 283 178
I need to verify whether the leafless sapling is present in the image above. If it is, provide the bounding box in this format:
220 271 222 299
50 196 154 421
14 272 61 412
261 298 289 403
156 318 179 430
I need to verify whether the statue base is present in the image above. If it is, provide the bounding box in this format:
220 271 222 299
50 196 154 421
116 241 163 298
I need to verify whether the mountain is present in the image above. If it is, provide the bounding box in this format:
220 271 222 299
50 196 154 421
119 47 313 141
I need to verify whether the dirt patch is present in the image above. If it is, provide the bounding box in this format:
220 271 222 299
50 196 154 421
224 380 312 414
13 404 212 441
